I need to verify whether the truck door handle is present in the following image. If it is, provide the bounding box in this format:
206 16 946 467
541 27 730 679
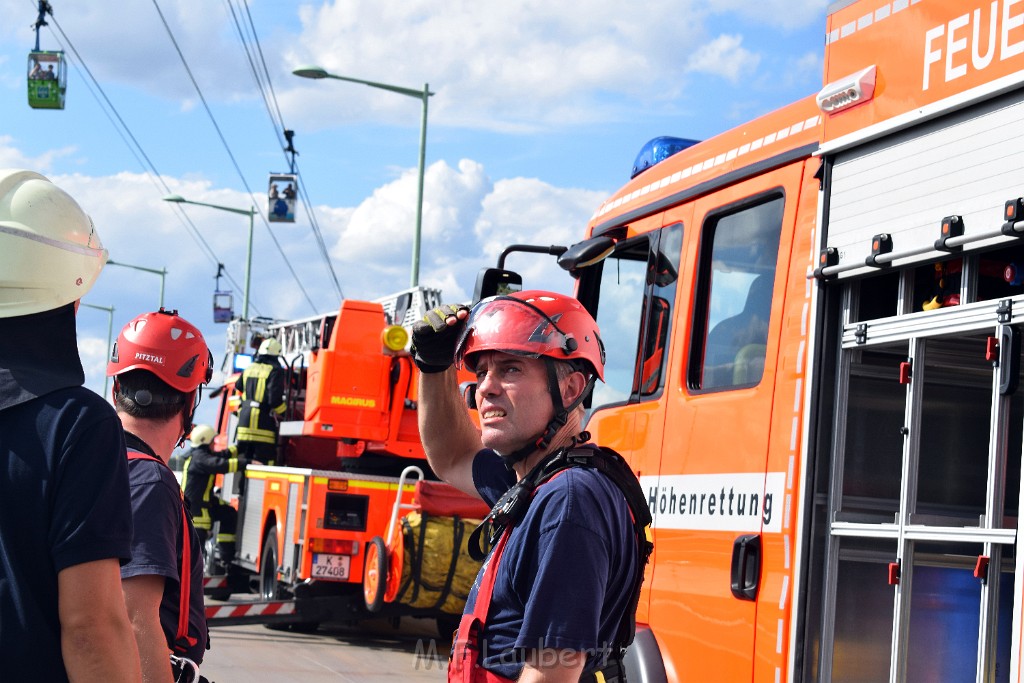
999 325 1020 395
731 534 761 601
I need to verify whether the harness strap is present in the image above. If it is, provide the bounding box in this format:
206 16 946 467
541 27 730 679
461 476 630 683
469 444 653 659
473 527 510 621
566 446 654 652
127 450 196 648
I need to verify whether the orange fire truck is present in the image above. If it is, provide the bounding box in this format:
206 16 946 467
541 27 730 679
205 286 487 632
478 0 1024 680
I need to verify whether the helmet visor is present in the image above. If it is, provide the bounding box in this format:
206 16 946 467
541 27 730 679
454 295 579 371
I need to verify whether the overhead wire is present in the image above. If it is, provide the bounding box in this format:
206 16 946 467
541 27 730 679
36 1 338 317
237 0 342 301
150 0 319 314
39 6 256 315
227 0 344 301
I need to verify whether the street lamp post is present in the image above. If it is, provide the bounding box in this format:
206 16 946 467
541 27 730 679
80 302 115 397
292 65 433 288
106 259 167 308
162 194 257 320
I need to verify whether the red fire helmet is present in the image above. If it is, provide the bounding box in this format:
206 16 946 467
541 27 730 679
106 308 213 393
455 290 605 381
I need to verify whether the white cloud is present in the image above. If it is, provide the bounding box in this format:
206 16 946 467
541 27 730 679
328 158 597 303
330 159 490 288
0 136 76 171
281 1 716 131
77 335 113 393
475 177 605 294
1 0 826 134
686 34 760 83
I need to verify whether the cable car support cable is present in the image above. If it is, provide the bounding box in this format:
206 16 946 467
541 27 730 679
225 0 344 301
151 0 318 315
36 7 256 315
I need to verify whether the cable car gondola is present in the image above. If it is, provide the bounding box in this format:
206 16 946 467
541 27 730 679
213 264 233 323
267 172 297 223
28 2 66 110
267 130 298 223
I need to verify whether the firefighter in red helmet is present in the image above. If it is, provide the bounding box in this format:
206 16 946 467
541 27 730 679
107 308 213 683
412 291 651 683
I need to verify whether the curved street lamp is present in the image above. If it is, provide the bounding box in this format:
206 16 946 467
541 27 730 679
293 65 433 288
106 259 167 308
163 194 257 320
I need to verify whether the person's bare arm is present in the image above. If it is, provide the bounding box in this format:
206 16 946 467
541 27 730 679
418 367 484 498
58 559 142 683
517 650 586 682
122 574 174 683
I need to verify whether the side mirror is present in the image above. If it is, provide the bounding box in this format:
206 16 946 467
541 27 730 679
557 236 616 272
473 268 522 302
460 381 478 410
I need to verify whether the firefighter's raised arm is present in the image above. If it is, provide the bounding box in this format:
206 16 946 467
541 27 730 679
413 304 483 498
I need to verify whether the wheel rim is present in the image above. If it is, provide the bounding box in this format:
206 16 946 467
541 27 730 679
204 535 218 575
363 537 387 612
364 542 380 606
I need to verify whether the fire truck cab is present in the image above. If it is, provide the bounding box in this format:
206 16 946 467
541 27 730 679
206 287 486 630
503 1 1024 681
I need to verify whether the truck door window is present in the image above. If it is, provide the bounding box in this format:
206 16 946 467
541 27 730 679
590 240 648 409
690 196 783 391
635 224 683 397
589 224 683 411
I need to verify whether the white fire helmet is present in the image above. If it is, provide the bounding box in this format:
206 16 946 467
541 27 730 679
0 169 107 317
258 338 282 356
189 424 216 447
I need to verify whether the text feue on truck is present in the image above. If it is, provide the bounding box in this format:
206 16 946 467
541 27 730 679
484 0 1024 681
205 287 487 634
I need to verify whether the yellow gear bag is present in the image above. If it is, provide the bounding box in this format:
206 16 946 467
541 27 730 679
396 510 485 615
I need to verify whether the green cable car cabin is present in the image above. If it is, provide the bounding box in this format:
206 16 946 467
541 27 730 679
27 50 66 110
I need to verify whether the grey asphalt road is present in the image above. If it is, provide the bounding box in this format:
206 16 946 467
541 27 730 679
198 617 451 682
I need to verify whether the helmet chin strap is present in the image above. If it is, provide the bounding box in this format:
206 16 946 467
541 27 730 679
177 390 200 449
497 359 597 469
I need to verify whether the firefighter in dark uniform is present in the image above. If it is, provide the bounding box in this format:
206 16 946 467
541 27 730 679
107 308 212 682
234 337 286 464
182 424 255 565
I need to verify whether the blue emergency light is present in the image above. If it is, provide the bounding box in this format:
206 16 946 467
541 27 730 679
232 353 253 373
631 136 699 179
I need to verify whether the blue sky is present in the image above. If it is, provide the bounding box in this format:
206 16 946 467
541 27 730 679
0 0 827 419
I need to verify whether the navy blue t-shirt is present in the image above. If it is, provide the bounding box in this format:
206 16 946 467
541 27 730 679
468 448 638 678
0 387 133 683
122 448 208 663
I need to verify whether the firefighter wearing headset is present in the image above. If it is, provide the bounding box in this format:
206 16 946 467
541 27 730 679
107 308 213 683
0 169 142 682
234 337 286 464
182 424 256 566
413 291 651 683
